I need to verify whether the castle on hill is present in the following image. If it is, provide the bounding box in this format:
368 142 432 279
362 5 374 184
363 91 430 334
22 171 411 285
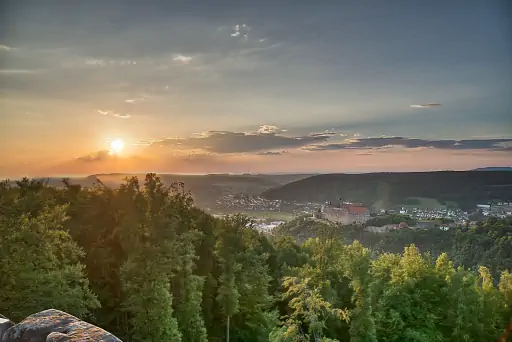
314 199 370 224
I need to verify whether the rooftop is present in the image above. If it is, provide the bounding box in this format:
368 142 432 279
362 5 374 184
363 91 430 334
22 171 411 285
345 205 369 214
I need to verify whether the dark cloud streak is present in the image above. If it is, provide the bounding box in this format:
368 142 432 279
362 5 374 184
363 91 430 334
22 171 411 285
305 137 512 151
76 150 112 162
410 103 441 108
144 128 335 154
256 151 287 156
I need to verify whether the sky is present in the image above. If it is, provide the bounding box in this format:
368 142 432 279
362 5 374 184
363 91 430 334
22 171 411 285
1 0 511 177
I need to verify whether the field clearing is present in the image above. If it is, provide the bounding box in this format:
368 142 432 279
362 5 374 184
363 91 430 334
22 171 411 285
445 201 459 208
240 211 296 221
402 197 450 209
207 210 296 221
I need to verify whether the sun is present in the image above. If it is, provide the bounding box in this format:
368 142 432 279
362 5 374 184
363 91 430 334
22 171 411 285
110 138 125 154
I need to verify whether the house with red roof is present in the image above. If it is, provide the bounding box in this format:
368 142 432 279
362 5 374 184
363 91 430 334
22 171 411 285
321 203 370 224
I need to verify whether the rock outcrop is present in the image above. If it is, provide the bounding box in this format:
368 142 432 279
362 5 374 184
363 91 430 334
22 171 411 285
1 309 122 342
0 317 15 341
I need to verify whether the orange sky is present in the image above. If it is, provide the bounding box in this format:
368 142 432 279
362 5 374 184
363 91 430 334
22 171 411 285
1 1 511 177
2 145 509 178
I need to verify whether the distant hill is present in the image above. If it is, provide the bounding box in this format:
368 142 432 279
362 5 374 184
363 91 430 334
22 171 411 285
274 216 343 244
94 173 312 194
8 175 101 188
8 173 311 208
473 167 512 172
261 171 512 211
6 173 313 209
129 173 312 207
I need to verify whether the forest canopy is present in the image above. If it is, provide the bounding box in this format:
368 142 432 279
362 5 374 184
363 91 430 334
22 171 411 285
1 174 511 342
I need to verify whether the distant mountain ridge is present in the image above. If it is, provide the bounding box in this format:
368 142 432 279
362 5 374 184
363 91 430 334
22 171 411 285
473 167 512 171
261 171 512 211
7 171 512 212
7 173 314 209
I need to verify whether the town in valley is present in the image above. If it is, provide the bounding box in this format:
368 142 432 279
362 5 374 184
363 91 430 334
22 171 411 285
211 191 512 234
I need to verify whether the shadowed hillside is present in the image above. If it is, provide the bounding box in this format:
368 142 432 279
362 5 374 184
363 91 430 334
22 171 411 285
262 171 512 210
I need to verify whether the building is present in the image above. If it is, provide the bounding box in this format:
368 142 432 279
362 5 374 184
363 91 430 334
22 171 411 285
477 204 491 210
346 204 371 224
320 203 370 224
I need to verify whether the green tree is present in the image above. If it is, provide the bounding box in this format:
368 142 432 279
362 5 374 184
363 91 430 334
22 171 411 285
499 270 512 342
0 187 98 321
120 174 182 342
275 268 349 342
339 242 377 342
215 216 243 342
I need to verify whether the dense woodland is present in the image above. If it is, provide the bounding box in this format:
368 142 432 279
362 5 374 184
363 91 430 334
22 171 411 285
276 216 512 282
1 174 512 341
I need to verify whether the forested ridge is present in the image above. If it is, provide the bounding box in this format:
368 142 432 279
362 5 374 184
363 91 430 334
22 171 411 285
1 174 512 342
262 171 512 210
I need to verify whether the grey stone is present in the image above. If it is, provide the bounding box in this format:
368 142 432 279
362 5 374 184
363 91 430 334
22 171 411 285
45 332 70 342
2 309 122 342
0 317 15 341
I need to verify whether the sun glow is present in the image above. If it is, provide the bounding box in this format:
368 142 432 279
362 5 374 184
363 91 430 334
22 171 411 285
110 138 125 154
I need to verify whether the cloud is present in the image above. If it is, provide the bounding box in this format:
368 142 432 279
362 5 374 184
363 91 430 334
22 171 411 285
172 54 193 64
256 125 286 134
125 96 146 104
133 138 165 146
256 151 287 156
230 23 251 39
76 150 113 162
0 69 43 74
0 45 13 51
96 110 131 119
85 59 138 67
410 103 441 108
143 126 335 154
309 131 336 138
304 137 512 152
239 43 283 55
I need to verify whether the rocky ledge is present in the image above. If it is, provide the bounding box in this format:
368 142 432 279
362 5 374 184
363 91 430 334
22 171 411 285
1 309 122 342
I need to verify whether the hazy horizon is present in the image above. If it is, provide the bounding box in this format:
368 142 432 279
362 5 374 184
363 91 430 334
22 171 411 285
4 167 512 181
2 0 511 177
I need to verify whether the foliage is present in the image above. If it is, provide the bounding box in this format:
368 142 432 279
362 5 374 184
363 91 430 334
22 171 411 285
1 175 512 341
0 180 99 322
366 214 417 227
275 216 344 244
453 217 512 280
